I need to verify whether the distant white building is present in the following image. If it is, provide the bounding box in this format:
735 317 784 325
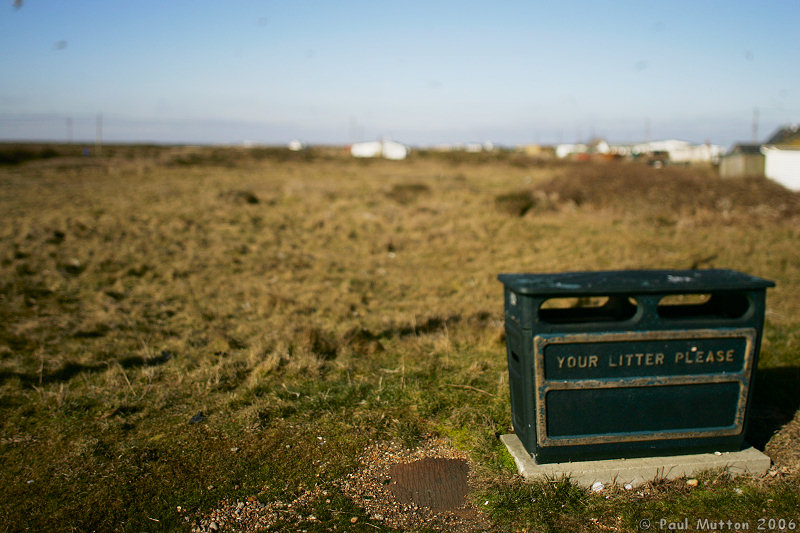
351 140 382 158
287 139 305 151
670 143 725 164
633 140 724 164
381 140 408 160
762 145 800 191
464 143 483 153
429 141 495 153
350 139 408 160
555 143 587 158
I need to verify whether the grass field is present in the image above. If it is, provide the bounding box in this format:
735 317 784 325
1 144 799 532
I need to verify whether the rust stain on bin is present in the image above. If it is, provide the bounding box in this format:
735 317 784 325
388 458 469 510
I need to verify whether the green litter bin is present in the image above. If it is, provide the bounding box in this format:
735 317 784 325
498 269 774 463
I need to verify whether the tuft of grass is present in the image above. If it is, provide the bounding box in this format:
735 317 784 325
495 189 535 216
386 182 431 204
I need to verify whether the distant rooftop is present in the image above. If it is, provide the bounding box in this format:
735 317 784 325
730 143 763 155
765 125 800 146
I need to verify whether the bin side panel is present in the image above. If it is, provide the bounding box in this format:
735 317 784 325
504 321 537 454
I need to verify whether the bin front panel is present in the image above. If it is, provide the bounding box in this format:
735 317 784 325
546 382 741 437
533 328 756 447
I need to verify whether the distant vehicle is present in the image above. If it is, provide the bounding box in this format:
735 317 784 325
646 150 669 167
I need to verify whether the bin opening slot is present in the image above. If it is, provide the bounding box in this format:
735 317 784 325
539 296 637 324
657 293 750 320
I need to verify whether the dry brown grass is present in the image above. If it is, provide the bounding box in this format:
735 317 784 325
1 146 799 531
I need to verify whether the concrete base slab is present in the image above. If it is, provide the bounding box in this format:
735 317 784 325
500 434 771 488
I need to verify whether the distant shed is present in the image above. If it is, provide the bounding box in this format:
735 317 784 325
350 140 408 160
350 141 383 158
381 140 408 160
719 144 764 179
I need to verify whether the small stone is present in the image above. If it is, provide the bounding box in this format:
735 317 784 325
230 447 240 453
686 479 699 487
208 522 219 532
714 451 722 456
624 483 633 490
591 481 604 492
350 517 358 524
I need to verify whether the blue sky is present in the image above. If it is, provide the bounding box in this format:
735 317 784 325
1 0 798 147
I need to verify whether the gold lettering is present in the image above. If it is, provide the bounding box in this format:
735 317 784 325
558 346 735 374
675 348 738 365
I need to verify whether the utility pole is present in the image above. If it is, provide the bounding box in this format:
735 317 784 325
95 113 103 155
752 108 759 143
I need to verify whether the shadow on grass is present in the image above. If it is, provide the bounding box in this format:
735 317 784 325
747 366 800 449
0 350 173 386
369 311 493 339
340 311 495 355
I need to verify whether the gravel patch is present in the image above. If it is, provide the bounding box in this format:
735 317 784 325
190 487 330 532
189 436 493 532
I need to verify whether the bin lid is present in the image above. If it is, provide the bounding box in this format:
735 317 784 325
497 269 775 296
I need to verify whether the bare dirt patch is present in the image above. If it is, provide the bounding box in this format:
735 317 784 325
534 164 800 222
